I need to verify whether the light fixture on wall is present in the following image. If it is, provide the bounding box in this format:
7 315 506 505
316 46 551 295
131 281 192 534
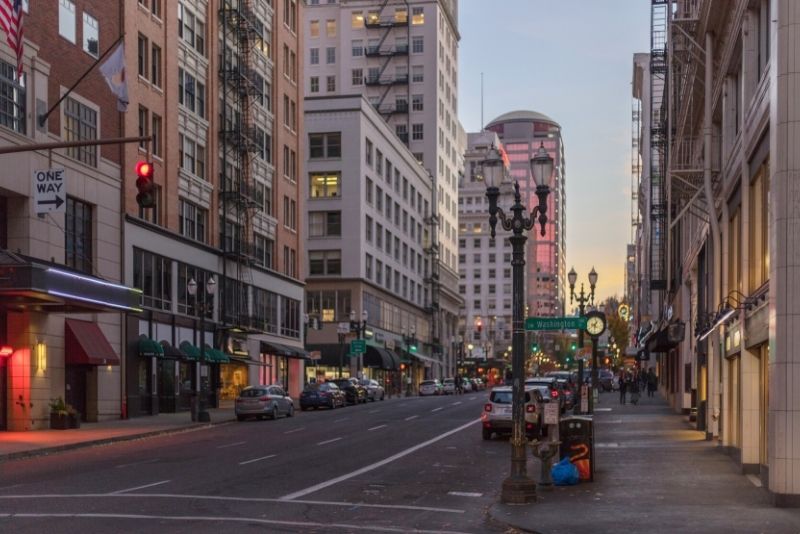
35 341 46 372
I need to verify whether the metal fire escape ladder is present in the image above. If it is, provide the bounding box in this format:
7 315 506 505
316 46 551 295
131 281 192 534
649 0 669 291
219 0 261 329
364 0 410 121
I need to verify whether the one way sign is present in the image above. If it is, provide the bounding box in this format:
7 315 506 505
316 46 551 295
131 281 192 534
33 168 66 214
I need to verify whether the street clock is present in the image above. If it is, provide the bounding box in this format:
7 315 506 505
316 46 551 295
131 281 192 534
585 310 607 338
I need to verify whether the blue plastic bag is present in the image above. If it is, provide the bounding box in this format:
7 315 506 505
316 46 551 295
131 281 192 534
551 457 580 486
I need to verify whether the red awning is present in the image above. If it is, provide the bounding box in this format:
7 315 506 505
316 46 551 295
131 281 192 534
65 319 120 365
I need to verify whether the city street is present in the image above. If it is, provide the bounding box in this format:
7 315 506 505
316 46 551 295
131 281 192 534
0 394 510 534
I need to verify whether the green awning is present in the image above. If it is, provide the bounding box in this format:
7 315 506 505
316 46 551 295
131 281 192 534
138 335 164 357
205 346 230 363
179 341 201 360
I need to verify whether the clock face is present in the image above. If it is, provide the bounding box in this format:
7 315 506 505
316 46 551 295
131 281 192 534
586 316 605 336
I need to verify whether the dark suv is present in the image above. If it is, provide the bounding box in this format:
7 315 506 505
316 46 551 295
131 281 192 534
331 378 366 405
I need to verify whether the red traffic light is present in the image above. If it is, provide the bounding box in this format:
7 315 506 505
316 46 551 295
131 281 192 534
135 161 156 208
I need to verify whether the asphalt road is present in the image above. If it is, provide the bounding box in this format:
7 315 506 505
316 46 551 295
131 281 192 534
0 392 518 533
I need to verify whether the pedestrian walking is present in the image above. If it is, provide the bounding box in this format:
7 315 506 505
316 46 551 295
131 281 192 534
629 377 640 405
647 369 657 397
619 370 627 404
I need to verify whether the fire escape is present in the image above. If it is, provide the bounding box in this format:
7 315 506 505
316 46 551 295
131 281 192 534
219 0 262 328
363 0 410 139
649 0 669 292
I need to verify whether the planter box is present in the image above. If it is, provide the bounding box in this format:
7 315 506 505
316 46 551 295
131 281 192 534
69 413 81 429
50 413 69 430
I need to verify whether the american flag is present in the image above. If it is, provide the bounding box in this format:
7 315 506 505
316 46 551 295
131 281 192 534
0 0 24 79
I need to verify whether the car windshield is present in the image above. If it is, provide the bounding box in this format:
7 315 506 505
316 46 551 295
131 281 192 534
491 390 532 403
421 380 435 386
444 379 454 384
239 388 266 398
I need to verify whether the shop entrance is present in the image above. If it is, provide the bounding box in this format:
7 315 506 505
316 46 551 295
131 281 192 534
65 365 87 422
0 357 6 430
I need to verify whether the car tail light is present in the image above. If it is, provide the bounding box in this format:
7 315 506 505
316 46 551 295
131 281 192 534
526 423 533 429
526 404 535 413
484 403 492 412
259 395 271 401
551 390 559 399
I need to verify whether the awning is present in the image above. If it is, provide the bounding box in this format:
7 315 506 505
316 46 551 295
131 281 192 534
65 319 120 366
160 341 186 359
0 250 141 313
646 322 685 353
179 341 201 360
409 351 439 366
260 340 308 359
138 335 164 357
306 344 353 367
364 345 400 370
206 346 230 363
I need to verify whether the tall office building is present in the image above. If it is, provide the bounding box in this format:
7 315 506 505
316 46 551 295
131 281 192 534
484 111 567 325
303 0 462 374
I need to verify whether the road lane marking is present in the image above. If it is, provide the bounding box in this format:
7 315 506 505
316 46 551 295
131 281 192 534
284 427 305 434
368 409 381 414
333 418 349 423
448 491 482 497
596 443 619 448
595 408 613 412
111 480 170 494
469 396 476 400
451 401 462 406
239 454 277 466
280 418 481 501
368 424 387 431
747 474 763 487
216 441 247 449
2 513 470 533
431 407 443 412
404 415 419 421
317 437 342 446
0 494 465 515
114 459 159 469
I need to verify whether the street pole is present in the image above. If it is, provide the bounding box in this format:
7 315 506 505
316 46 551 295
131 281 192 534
589 336 599 414
338 332 345 378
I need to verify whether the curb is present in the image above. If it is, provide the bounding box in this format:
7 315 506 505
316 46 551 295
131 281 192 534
0 418 236 463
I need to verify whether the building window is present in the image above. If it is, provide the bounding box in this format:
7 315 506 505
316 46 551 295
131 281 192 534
352 68 363 86
178 68 205 118
63 97 97 166
412 65 424 82
365 138 373 166
151 0 161 18
283 196 297 231
352 39 363 57
0 60 25 134
412 35 424 54
281 297 300 338
65 197 92 274
412 123 423 141
309 132 341 159
137 34 148 78
749 162 770 291
309 250 342 276
326 75 336 92
326 19 336 37
138 106 149 149
133 248 172 311
179 134 206 180
412 6 424 25
177 263 213 318
352 11 364 28
151 44 162 87
253 234 274 269
310 47 319 65
59 0 76 43
309 19 319 38
412 94 423 111
82 13 99 57
309 211 342 237
178 3 205 55
310 172 341 198
138 185 162 224
365 215 373 242
284 0 298 32
179 198 207 243
310 76 319 93
326 47 336 64
365 254 373 279
366 177 373 203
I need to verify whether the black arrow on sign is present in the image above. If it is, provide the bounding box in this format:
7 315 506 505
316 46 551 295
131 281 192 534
38 195 64 209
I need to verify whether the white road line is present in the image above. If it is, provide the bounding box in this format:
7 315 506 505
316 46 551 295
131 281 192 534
469 396 476 400
333 418 348 423
595 408 613 412
404 415 419 421
596 443 619 448
451 401 462 406
284 427 305 434
317 437 342 446
0 494 465 514
239 454 277 466
110 480 170 494
2 513 471 533
447 491 482 497
216 441 247 449
368 409 381 414
368 424 387 431
747 474 763 488
114 459 159 469
431 407 443 412
280 418 481 501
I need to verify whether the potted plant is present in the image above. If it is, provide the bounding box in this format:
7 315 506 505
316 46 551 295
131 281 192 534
49 397 69 430
67 404 81 429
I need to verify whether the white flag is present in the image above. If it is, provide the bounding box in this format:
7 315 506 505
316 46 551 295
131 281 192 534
99 41 128 112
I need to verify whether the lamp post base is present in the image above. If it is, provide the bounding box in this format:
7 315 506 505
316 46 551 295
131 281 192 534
500 475 537 504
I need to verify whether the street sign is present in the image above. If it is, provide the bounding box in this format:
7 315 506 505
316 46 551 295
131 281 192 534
33 168 66 214
337 322 350 335
309 350 321 361
525 316 587 331
544 402 560 426
350 339 366 354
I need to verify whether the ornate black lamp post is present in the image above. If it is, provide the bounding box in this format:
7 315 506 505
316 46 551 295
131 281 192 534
187 276 217 423
568 267 598 412
350 310 368 377
402 326 418 396
484 142 552 504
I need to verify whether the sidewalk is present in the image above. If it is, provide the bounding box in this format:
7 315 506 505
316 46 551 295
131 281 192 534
0 406 235 462
488 392 800 534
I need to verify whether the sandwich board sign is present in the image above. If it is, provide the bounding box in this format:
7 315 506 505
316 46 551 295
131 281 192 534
33 168 66 214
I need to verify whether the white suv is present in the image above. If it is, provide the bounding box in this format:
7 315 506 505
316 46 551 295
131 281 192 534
481 386 546 440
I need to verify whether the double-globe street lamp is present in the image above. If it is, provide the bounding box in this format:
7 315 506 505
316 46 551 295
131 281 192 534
568 267 598 412
350 310 368 378
187 276 217 423
483 141 553 504
402 326 417 396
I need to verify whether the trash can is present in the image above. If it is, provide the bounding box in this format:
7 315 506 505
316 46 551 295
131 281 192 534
190 392 199 422
559 415 594 481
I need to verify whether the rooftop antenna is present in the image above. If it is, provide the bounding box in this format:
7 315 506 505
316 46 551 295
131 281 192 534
481 72 484 131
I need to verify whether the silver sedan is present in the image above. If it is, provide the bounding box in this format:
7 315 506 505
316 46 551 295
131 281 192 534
360 379 385 401
235 385 295 421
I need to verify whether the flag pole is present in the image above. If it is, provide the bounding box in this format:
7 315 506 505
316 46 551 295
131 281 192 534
37 33 125 128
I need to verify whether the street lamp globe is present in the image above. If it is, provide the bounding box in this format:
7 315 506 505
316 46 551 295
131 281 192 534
361 309 368 322
482 145 505 188
350 310 356 322
530 142 554 187
588 267 599 288
568 267 577 288
187 278 198 296
206 276 217 295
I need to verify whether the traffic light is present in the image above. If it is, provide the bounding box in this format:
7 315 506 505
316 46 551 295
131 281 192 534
400 363 407 371
135 161 155 208
571 342 577 351
530 343 539 352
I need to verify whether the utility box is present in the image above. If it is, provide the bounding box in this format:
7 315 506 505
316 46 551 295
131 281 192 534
559 415 594 481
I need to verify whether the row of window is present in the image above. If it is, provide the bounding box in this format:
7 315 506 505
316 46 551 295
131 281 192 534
365 216 424 276
59 0 100 58
308 6 424 37
364 254 424 306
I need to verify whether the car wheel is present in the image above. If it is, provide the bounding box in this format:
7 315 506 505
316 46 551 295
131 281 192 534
482 428 492 440
270 407 278 420
380 393 385 401
287 404 294 417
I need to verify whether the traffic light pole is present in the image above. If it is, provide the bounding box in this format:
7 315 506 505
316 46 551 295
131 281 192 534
0 135 153 155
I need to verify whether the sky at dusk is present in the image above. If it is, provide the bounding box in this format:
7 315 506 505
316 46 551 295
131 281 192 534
457 1 651 303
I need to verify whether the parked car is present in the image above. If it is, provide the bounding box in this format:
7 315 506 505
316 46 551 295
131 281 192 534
461 378 473 392
332 378 366 405
299 382 345 410
524 377 565 412
236 385 294 421
611 375 620 391
360 379 385 401
598 369 614 392
419 379 442 396
481 386 547 440
442 378 456 395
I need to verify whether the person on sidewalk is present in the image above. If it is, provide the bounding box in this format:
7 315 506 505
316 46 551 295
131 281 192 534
629 376 640 405
647 369 657 397
619 370 628 404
